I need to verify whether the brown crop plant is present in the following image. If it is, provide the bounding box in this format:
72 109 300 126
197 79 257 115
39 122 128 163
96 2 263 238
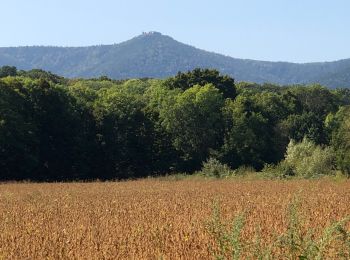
0 179 349 259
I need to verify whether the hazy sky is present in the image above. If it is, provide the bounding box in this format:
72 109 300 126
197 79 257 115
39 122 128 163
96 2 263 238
1 0 349 62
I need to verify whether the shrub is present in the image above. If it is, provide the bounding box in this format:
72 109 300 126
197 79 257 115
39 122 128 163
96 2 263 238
200 157 233 178
285 138 335 177
261 161 295 179
233 165 256 176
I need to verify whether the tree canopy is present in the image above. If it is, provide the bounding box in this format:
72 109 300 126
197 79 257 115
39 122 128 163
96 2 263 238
0 66 349 180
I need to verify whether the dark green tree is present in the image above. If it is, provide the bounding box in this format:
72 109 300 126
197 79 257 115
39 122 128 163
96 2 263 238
220 96 274 169
281 112 328 144
0 66 17 78
19 69 65 84
159 84 225 171
0 79 38 179
23 79 90 180
164 68 236 99
93 89 154 179
291 85 338 116
326 106 350 175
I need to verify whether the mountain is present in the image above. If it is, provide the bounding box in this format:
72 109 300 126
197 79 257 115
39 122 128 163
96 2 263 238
1 32 350 88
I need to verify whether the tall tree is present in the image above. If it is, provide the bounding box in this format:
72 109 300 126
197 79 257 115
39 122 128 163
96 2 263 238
326 106 350 175
93 89 154 179
220 96 273 169
0 79 38 179
159 84 225 171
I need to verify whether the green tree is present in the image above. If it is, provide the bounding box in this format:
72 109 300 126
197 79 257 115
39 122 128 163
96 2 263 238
18 69 65 84
0 79 38 179
67 85 100 179
93 88 154 178
164 68 236 99
291 85 338 116
332 88 350 106
220 95 274 169
144 82 181 173
281 112 328 144
159 84 225 170
22 79 90 180
326 106 350 175
0 66 17 78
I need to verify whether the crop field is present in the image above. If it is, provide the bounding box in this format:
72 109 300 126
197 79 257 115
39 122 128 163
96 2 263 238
0 179 349 259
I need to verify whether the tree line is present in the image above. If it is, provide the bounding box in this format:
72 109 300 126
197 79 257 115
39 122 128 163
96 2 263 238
0 66 349 180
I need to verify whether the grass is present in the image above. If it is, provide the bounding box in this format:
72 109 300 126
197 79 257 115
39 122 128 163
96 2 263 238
0 179 349 258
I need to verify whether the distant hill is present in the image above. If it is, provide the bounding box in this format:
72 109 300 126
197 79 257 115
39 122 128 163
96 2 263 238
1 32 350 88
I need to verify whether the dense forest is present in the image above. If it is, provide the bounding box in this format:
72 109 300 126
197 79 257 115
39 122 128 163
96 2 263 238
0 65 350 181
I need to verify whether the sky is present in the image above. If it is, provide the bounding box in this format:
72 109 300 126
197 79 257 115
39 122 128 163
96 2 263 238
1 0 349 63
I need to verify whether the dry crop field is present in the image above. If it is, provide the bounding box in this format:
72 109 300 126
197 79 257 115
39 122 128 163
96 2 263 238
0 179 349 259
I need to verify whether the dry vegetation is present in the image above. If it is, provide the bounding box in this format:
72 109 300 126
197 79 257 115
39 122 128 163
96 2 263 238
0 179 349 259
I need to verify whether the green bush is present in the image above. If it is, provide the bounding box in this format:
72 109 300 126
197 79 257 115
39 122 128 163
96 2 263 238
285 138 335 177
261 161 295 179
200 157 233 178
232 165 256 176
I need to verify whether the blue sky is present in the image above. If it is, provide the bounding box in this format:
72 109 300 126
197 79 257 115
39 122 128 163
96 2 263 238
1 0 349 62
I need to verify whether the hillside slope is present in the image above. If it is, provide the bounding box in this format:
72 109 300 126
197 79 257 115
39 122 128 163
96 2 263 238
1 32 349 87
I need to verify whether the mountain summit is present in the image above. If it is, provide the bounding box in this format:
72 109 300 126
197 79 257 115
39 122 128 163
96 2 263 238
0 32 350 87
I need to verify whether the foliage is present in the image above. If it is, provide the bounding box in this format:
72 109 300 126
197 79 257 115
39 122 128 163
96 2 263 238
199 157 233 178
0 79 38 179
261 161 295 179
18 69 66 84
282 112 328 144
93 88 155 179
285 138 335 177
159 84 225 170
164 68 236 99
0 67 349 180
326 105 350 175
0 66 17 77
220 96 274 169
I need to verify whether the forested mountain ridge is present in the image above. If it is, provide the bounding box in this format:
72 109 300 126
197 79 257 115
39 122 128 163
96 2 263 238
1 32 350 88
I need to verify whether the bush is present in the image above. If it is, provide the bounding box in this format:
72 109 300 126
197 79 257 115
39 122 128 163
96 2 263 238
285 138 335 177
233 165 256 176
200 157 233 178
261 161 295 179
